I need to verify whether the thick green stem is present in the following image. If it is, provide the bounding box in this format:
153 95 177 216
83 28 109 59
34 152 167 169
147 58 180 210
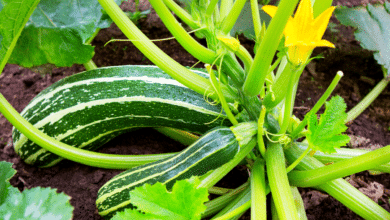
346 77 389 122
220 0 247 34
0 93 174 169
149 0 216 64
285 144 390 219
83 59 98 71
162 0 198 28
286 146 311 173
291 186 308 220
288 143 390 187
98 0 238 102
212 186 251 220
85 28 101 45
262 62 293 110
203 182 249 218
291 71 344 139
213 200 251 220
293 144 390 173
220 0 233 22
221 52 245 87
251 159 267 220
206 0 219 17
278 70 298 135
243 0 299 97
266 142 300 220
250 0 262 40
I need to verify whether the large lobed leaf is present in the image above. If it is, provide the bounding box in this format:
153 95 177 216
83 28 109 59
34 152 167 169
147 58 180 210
306 96 350 154
112 177 209 220
1 0 123 68
335 3 390 77
0 161 73 220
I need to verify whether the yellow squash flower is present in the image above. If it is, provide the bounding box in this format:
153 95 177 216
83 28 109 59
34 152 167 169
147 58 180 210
263 0 335 66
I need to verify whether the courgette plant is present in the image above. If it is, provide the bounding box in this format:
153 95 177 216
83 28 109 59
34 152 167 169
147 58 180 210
0 0 390 219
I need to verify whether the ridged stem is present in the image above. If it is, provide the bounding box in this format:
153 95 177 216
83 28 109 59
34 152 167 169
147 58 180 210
285 144 390 219
162 0 198 28
149 0 216 64
288 143 390 187
220 0 247 34
206 0 220 17
213 200 251 220
212 186 251 219
251 159 267 220
243 0 299 97
292 144 390 173
266 142 299 220
250 0 261 40
0 93 174 169
203 182 249 218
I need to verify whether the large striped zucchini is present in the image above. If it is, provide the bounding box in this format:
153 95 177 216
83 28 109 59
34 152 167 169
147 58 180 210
96 126 240 218
12 65 231 167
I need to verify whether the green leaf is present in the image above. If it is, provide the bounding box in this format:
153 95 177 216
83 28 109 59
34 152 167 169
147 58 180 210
306 96 350 153
0 0 40 74
0 161 17 205
335 3 390 77
125 177 209 220
0 161 73 220
112 209 162 220
0 187 73 220
6 0 123 68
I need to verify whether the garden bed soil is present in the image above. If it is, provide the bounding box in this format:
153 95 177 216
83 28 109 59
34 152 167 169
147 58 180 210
1 0 389 219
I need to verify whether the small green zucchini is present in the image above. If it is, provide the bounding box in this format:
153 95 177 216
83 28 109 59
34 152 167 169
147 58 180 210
12 65 230 167
96 126 240 218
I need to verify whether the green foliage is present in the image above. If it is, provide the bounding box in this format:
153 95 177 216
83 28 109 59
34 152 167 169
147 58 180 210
125 10 151 26
1 0 123 68
335 3 390 77
112 177 209 220
306 96 350 153
0 161 73 220
0 0 40 74
0 161 17 205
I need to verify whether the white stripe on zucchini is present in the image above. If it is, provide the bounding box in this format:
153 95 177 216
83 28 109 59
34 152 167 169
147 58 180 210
96 127 240 218
13 65 230 167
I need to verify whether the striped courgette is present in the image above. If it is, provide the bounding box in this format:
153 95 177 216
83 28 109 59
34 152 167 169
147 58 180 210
96 126 241 218
12 65 230 167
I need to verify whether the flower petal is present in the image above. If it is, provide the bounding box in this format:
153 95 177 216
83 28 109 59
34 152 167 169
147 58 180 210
262 5 278 18
315 39 335 48
294 0 314 38
312 6 336 41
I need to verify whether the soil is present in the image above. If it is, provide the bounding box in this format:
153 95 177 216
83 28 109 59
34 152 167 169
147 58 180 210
1 0 389 219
